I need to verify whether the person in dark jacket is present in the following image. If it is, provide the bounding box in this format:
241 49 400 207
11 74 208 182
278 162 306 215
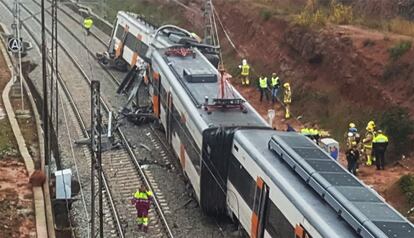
286 123 296 132
346 142 359 175
373 130 389 170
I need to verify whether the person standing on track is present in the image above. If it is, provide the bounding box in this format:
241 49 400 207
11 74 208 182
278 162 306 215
83 16 94 36
131 184 153 232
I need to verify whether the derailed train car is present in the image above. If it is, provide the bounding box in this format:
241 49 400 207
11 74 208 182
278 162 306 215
105 11 414 238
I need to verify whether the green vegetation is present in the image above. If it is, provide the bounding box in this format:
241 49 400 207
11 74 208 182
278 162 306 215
399 174 414 206
388 41 412 61
0 118 17 157
89 0 186 28
379 107 414 158
293 0 353 27
260 9 273 21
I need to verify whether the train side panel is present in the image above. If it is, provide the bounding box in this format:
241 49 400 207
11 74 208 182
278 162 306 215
150 59 207 200
228 137 321 238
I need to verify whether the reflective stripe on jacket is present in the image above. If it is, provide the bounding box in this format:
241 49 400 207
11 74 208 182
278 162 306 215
241 64 250 76
284 88 291 103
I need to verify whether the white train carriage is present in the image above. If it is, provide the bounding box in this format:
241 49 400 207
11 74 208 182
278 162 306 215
106 11 414 238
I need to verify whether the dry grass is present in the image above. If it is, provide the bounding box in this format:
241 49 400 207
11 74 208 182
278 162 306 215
293 0 352 27
388 18 414 37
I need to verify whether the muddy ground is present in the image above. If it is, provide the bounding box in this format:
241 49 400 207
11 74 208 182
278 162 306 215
0 42 36 237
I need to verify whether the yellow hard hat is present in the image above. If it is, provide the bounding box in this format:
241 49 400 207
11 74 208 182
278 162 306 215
368 120 375 127
349 123 356 128
283 82 290 88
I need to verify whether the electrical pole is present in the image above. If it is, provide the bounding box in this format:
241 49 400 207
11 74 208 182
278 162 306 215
90 80 103 238
13 0 24 110
41 0 50 171
203 0 213 45
54 0 59 143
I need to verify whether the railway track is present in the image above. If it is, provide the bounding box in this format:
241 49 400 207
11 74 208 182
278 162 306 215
0 1 174 237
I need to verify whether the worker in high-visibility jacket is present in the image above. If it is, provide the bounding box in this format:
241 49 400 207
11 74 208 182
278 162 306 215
238 59 250 86
83 17 94 36
258 76 269 102
373 130 389 170
283 82 291 119
362 124 375 166
270 73 280 103
131 185 153 232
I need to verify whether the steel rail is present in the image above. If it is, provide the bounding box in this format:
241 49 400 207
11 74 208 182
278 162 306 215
31 0 121 85
0 1 126 237
14 2 174 237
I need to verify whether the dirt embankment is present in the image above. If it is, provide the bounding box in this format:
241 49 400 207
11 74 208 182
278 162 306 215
0 40 36 237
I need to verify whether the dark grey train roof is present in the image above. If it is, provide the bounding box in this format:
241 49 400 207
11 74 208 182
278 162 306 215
234 130 414 238
234 129 358 237
160 49 267 127
267 131 414 238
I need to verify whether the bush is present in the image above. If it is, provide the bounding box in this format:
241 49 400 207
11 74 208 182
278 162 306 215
399 174 414 205
329 1 353 24
388 41 412 61
294 9 327 27
294 0 352 27
379 107 414 157
260 9 273 21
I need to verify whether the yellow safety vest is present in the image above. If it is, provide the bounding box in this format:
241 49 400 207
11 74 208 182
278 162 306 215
271 76 279 87
373 133 389 143
301 128 310 135
259 77 268 89
241 64 250 76
134 190 153 200
83 18 94 29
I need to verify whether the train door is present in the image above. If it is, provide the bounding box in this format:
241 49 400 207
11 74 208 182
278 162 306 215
251 177 269 238
152 70 160 119
166 91 173 144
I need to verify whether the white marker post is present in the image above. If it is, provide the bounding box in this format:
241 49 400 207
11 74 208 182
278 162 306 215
268 109 275 128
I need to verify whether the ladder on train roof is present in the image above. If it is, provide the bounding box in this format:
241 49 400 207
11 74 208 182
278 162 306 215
268 133 414 238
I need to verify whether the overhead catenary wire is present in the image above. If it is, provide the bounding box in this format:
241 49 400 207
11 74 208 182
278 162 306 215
59 83 90 238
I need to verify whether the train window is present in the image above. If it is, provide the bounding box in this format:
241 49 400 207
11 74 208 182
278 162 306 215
115 24 124 39
136 41 149 55
265 201 294 238
233 145 239 152
228 155 255 209
124 32 137 50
